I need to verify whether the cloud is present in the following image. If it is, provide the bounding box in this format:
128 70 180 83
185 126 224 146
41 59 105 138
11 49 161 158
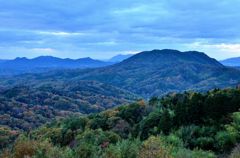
185 42 240 60
37 31 86 36
0 0 240 59
212 44 240 53
31 48 56 53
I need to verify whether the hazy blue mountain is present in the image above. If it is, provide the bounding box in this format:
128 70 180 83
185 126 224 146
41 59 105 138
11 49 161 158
73 49 240 97
220 57 240 66
108 54 133 62
0 56 113 76
3 49 240 98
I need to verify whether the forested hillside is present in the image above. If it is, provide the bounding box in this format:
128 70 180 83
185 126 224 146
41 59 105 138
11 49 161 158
0 81 137 131
77 49 240 97
1 88 240 158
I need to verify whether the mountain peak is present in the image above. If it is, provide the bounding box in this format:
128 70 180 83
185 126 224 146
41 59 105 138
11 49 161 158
77 57 94 61
123 49 223 68
15 57 28 61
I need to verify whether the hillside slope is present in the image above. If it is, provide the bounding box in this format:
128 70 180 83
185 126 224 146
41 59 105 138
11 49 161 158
0 80 137 131
76 49 240 97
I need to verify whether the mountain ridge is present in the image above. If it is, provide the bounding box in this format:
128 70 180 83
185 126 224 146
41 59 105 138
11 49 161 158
72 49 238 97
220 57 240 66
0 56 114 76
120 49 223 67
1 49 239 98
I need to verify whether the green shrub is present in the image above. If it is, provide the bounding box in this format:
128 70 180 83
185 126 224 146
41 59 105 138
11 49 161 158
215 131 236 152
75 142 99 158
194 137 215 150
103 139 141 158
174 148 216 158
165 134 184 148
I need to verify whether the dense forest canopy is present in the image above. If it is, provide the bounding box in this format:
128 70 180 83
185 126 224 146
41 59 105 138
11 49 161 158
0 81 137 131
1 88 240 158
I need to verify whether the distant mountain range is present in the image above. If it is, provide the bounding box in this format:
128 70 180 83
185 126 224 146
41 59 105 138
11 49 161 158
0 54 135 76
0 56 114 76
220 57 240 67
2 49 240 98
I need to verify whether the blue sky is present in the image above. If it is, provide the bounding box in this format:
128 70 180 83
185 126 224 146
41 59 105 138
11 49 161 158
0 0 240 60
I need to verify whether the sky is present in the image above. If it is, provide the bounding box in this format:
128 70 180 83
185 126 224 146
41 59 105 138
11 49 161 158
0 0 240 60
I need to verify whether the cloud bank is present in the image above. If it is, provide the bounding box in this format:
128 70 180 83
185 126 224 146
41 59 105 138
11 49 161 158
0 0 240 59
